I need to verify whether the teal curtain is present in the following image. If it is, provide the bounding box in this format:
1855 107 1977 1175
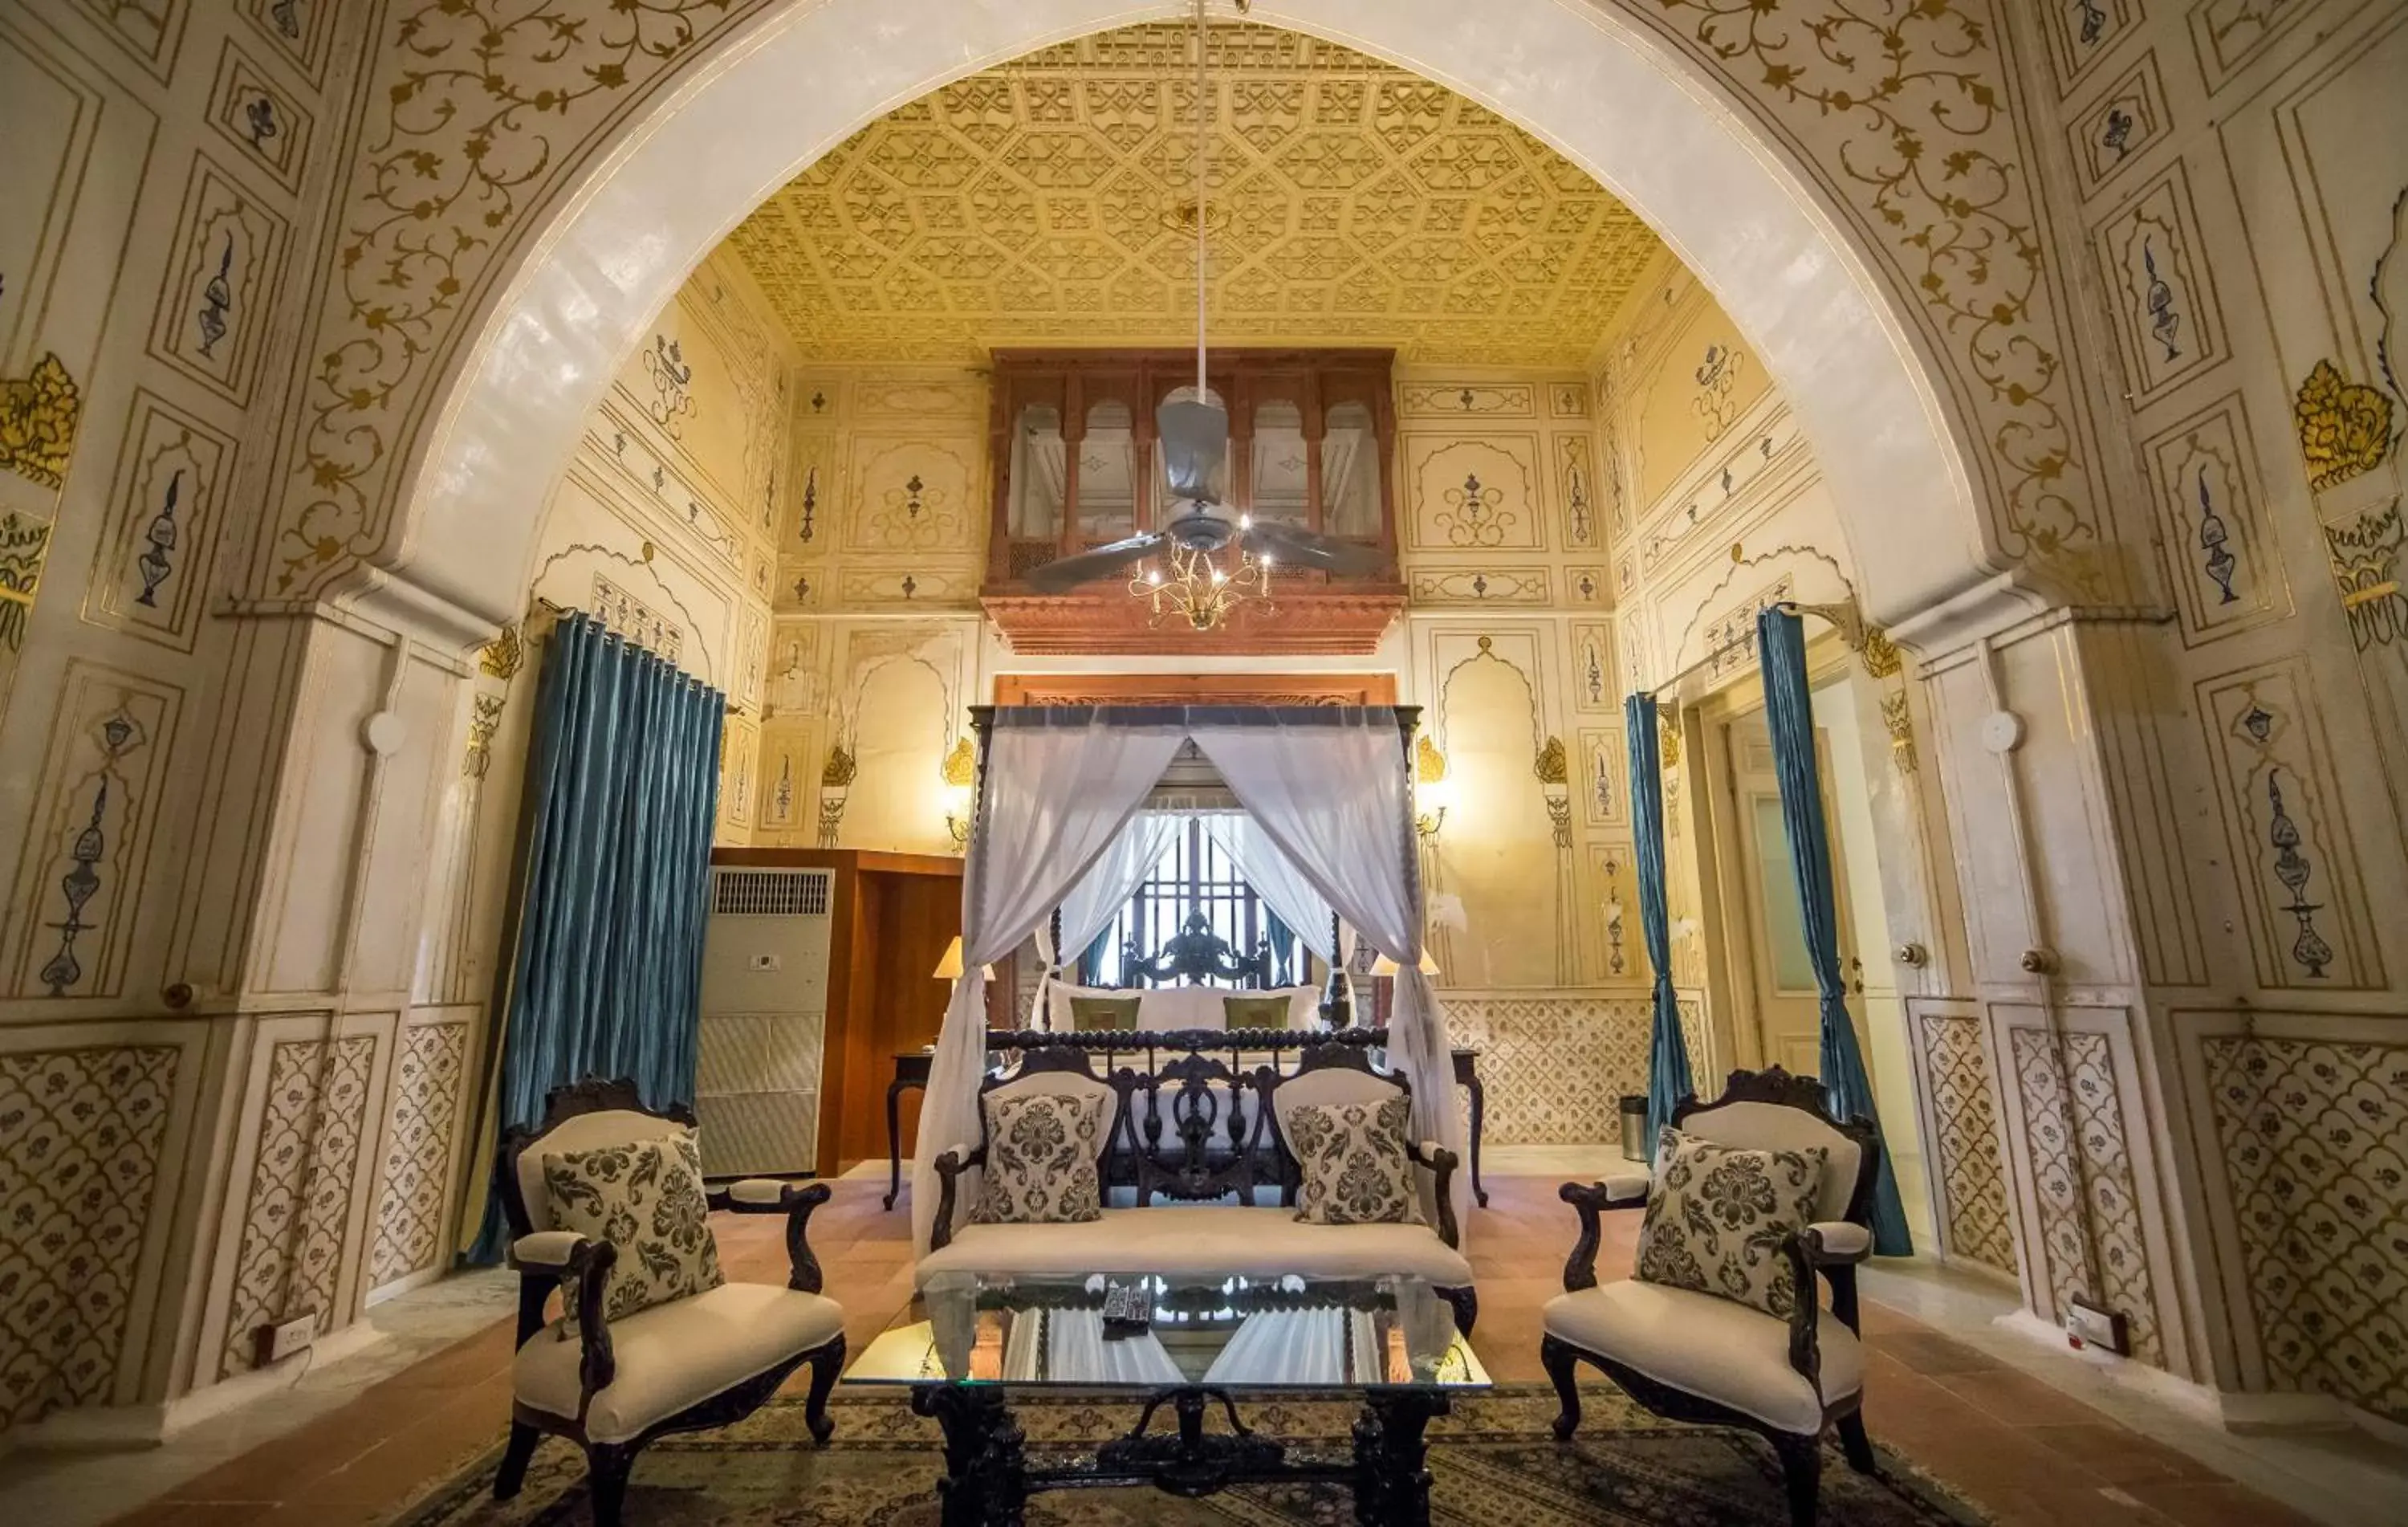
1755 608 1911 1255
470 612 724 1260
1625 693 1694 1146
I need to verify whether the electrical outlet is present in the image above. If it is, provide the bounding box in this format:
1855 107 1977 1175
254 1311 319 1366
749 952 781 972
2064 1296 2129 1355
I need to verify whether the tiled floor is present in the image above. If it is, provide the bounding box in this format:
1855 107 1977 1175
9 1163 2388 1527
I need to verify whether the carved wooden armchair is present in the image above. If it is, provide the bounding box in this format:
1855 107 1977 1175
494 1078 846 1527
1540 1067 1880 1527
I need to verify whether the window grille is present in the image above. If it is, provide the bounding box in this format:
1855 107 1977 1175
1084 819 1302 987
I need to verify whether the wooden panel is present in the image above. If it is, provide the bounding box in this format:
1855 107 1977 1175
991 672 1397 706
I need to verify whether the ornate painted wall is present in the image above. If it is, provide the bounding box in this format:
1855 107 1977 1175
1 0 2402 1445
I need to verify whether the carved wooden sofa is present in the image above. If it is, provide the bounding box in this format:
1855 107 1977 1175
494 1078 846 1527
1540 1067 1880 1526
921 1029 1477 1333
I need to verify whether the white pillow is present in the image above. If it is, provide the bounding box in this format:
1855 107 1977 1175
1045 981 1326 1032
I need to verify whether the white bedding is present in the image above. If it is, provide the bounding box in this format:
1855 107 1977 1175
1045 982 1322 1033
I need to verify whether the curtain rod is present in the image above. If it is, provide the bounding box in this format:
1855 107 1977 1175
527 597 746 716
1643 599 1857 701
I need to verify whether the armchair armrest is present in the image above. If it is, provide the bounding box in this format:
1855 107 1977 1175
1403 1140 1462 1249
509 1230 589 1271
1598 1170 1650 1207
506 1232 619 1403
1800 1221 1869 1334
1802 1221 1871 1265
1556 1178 1645 1293
929 1143 983 1254
1780 1232 1822 1398
709 1179 836 1293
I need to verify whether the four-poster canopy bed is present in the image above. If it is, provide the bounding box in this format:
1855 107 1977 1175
905 702 1470 1255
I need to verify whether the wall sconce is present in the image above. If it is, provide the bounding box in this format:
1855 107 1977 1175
940 735 976 847
1413 735 1450 838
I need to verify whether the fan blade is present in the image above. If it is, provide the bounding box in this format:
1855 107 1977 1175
1157 397 1229 504
1241 519 1386 576
1023 532 1168 592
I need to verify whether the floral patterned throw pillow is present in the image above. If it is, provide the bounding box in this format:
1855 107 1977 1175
1635 1126 1828 1317
971 1089 1106 1224
542 1131 723 1334
1289 1097 1421 1226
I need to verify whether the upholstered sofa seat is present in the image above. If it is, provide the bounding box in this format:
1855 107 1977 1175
1542 1279 1863 1435
515 1281 846 1445
915 1204 1473 1289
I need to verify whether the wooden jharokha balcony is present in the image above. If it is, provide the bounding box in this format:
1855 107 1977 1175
978 346 1409 655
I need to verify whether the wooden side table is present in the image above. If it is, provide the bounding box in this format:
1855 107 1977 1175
883 1049 933 1211
881 1043 1489 1211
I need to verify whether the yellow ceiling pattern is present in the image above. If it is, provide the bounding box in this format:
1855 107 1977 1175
725 22 1665 366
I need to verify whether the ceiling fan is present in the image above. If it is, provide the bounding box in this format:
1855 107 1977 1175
1019 0 1384 599
1022 395 1386 592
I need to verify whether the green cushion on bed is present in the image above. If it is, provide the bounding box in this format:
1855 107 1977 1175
1222 994 1295 1029
1068 994 1143 1032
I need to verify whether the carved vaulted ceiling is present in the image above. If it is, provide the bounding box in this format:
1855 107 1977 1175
724 22 1666 367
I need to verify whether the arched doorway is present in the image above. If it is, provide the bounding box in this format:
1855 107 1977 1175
383 0 1998 641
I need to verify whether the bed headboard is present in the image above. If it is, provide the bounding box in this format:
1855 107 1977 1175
1117 910 1274 988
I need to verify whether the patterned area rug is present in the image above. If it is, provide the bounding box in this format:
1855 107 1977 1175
398 1384 1986 1525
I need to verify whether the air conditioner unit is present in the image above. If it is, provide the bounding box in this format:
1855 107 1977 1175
695 867 833 1178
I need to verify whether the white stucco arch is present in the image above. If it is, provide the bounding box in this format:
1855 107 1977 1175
392 0 1997 645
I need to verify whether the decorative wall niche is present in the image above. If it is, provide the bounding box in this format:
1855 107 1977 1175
846 438 974 555
2139 394 2291 645
83 389 236 651
719 715 758 837
2199 659 2387 991
2067 54 2167 201
240 0 337 88
1568 621 1616 714
2038 0 2140 97
2096 165 2224 405
144 155 290 406
1554 433 1601 550
205 39 315 195
1408 567 1550 606
1399 382 1536 419
1402 434 1543 552
2 663 181 1000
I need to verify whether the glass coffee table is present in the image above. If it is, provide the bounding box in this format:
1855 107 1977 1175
848 1268 1489 1526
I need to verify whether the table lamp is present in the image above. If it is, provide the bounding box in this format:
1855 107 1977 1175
1369 951 1442 976
931 936 993 981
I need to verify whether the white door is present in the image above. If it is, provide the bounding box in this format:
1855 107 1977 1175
1726 714 1859 1077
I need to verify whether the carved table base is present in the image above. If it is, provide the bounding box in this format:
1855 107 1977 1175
909 1382 1449 1527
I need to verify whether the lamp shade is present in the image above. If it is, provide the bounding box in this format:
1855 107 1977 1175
931 936 993 981
1369 951 1441 977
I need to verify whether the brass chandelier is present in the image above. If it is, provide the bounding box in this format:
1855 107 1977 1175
1133 528 1274 630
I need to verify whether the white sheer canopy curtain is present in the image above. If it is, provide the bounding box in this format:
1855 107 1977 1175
909 712 1188 1254
1036 810 1184 1022
1189 711 1467 1238
1198 814 1336 962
